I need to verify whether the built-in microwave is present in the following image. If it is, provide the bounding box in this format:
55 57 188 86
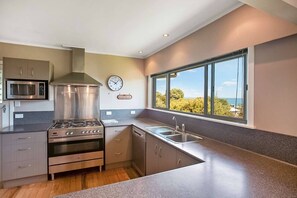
6 80 48 100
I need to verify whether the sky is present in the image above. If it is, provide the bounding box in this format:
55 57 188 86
156 57 244 99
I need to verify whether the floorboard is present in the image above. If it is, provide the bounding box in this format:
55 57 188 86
0 167 139 198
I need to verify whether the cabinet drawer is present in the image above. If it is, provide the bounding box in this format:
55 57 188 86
2 142 46 163
105 143 132 164
49 159 103 174
2 132 46 146
49 151 104 166
105 126 130 141
2 159 47 180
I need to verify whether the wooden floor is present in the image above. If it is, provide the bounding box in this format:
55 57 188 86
0 167 140 198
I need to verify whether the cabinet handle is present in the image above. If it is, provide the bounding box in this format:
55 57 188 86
114 152 122 155
159 147 162 158
18 164 32 169
18 148 31 151
20 68 23 76
114 138 121 142
31 69 34 76
18 137 31 140
177 159 182 165
154 144 158 155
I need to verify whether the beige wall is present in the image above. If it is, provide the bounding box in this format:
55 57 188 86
144 5 297 137
145 5 297 75
254 34 297 137
0 42 146 113
85 53 146 109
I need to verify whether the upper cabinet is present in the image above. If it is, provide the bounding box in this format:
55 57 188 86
3 57 51 81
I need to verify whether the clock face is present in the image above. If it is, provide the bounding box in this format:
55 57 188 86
107 75 123 91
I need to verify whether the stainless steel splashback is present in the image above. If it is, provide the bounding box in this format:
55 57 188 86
54 85 100 120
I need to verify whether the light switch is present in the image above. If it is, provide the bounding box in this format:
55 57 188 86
106 111 112 115
131 110 136 115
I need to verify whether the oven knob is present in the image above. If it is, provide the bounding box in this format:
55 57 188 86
93 130 96 133
70 132 74 135
87 131 91 133
65 132 69 135
96 130 100 133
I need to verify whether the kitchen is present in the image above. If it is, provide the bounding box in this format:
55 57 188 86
0 0 297 197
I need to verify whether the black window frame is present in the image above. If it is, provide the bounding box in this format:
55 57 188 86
152 49 248 124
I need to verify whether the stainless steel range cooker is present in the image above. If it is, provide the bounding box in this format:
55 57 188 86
48 119 104 180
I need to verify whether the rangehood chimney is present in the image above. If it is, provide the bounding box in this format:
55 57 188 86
51 48 102 86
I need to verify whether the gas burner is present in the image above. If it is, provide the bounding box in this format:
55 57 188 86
52 119 102 129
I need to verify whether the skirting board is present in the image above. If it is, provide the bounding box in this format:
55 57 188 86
2 175 48 188
105 161 131 170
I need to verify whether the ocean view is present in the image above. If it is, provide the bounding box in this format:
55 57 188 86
224 98 243 106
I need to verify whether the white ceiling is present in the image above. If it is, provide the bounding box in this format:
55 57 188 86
0 0 242 58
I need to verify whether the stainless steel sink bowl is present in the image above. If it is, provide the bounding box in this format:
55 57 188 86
160 131 180 136
145 126 175 134
166 134 202 143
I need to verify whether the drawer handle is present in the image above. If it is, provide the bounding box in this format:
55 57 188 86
18 137 31 140
18 148 31 151
31 69 34 76
114 138 121 142
114 152 122 155
18 164 32 169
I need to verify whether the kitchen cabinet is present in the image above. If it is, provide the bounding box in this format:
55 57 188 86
3 57 50 80
105 126 132 165
1 132 47 187
146 134 176 175
176 150 201 168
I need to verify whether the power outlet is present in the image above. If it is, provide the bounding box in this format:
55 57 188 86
15 114 24 119
130 110 136 115
106 111 112 116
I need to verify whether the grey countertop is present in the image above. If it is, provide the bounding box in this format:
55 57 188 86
58 118 297 197
0 122 53 134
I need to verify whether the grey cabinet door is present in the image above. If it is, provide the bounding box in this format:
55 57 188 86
176 150 200 168
105 126 132 164
27 60 49 80
158 141 177 172
145 134 159 175
3 57 27 79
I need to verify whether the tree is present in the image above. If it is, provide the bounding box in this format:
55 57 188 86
170 88 184 100
155 88 240 119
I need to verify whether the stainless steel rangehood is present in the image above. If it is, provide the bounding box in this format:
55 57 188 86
51 48 102 86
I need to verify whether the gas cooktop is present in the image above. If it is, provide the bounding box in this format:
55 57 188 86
51 119 102 129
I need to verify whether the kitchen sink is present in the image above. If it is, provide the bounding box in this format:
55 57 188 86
160 131 180 136
166 134 202 143
146 126 203 144
145 126 175 134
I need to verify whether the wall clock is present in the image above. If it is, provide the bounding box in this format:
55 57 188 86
107 75 123 91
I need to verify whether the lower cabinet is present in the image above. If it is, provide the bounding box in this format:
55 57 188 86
146 134 176 175
105 126 132 166
1 132 47 187
146 133 201 175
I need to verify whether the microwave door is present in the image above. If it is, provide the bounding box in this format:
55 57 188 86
10 84 36 96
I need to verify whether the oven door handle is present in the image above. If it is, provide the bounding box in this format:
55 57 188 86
48 135 103 143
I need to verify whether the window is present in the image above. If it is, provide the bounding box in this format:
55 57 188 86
152 49 247 123
154 74 168 109
169 67 205 114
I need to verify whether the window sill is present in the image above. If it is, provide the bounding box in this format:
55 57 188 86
146 107 255 129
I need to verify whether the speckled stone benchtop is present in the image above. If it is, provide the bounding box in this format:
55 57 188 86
56 118 297 198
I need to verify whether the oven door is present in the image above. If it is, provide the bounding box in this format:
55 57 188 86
48 138 103 157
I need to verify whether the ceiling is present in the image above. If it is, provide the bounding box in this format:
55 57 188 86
0 0 242 58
